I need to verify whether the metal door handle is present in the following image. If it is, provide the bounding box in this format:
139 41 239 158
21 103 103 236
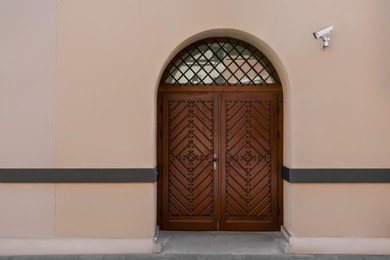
213 154 218 171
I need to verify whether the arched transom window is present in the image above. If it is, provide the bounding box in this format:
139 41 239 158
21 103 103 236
161 37 280 86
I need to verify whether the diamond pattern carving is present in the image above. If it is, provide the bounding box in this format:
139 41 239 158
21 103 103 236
167 98 215 217
224 99 272 217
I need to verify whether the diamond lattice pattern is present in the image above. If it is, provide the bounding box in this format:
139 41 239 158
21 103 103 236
162 38 280 85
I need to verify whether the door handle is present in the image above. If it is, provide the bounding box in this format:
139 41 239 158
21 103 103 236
213 154 218 171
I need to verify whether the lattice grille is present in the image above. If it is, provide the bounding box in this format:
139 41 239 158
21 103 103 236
161 38 280 85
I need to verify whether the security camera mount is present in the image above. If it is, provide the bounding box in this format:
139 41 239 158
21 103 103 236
313 25 334 50
320 35 330 50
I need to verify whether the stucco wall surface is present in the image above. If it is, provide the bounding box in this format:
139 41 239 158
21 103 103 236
56 0 390 169
56 0 390 242
0 184 55 237
0 0 390 253
0 1 157 247
0 0 56 168
56 183 156 238
290 183 390 237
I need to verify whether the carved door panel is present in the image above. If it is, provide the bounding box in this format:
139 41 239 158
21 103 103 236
221 93 278 230
162 93 219 230
161 92 278 231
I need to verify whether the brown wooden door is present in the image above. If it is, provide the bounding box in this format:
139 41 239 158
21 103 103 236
220 93 278 230
160 90 279 231
161 93 219 230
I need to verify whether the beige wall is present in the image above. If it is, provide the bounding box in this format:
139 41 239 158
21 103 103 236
1 0 387 169
0 0 56 167
290 183 390 237
291 1 390 168
56 0 390 168
1 0 390 253
56 183 156 238
0 0 157 246
0 184 55 237
0 183 155 239
56 0 157 167
56 0 390 242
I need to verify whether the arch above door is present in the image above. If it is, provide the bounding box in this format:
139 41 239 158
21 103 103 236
157 37 283 231
160 37 280 86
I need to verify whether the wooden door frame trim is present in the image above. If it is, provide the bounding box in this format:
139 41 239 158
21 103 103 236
158 85 282 94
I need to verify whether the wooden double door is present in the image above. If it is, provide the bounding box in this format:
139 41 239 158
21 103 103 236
158 88 282 231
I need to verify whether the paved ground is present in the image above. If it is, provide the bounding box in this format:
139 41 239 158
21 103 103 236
1 254 389 260
0 231 389 259
156 231 285 255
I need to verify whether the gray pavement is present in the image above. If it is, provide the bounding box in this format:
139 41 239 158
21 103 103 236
0 231 389 259
0 254 390 260
0 254 389 260
156 231 286 255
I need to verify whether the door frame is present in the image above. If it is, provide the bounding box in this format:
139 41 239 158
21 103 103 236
156 85 283 230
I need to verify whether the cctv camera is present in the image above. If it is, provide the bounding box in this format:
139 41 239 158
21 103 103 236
313 25 334 50
313 25 334 39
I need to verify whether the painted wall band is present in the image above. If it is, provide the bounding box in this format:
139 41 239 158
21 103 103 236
282 166 390 183
2 167 390 183
0 168 157 183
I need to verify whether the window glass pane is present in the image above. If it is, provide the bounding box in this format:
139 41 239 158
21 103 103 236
162 38 280 85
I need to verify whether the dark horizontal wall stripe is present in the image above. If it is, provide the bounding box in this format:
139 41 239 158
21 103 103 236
0 168 158 183
283 166 390 183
